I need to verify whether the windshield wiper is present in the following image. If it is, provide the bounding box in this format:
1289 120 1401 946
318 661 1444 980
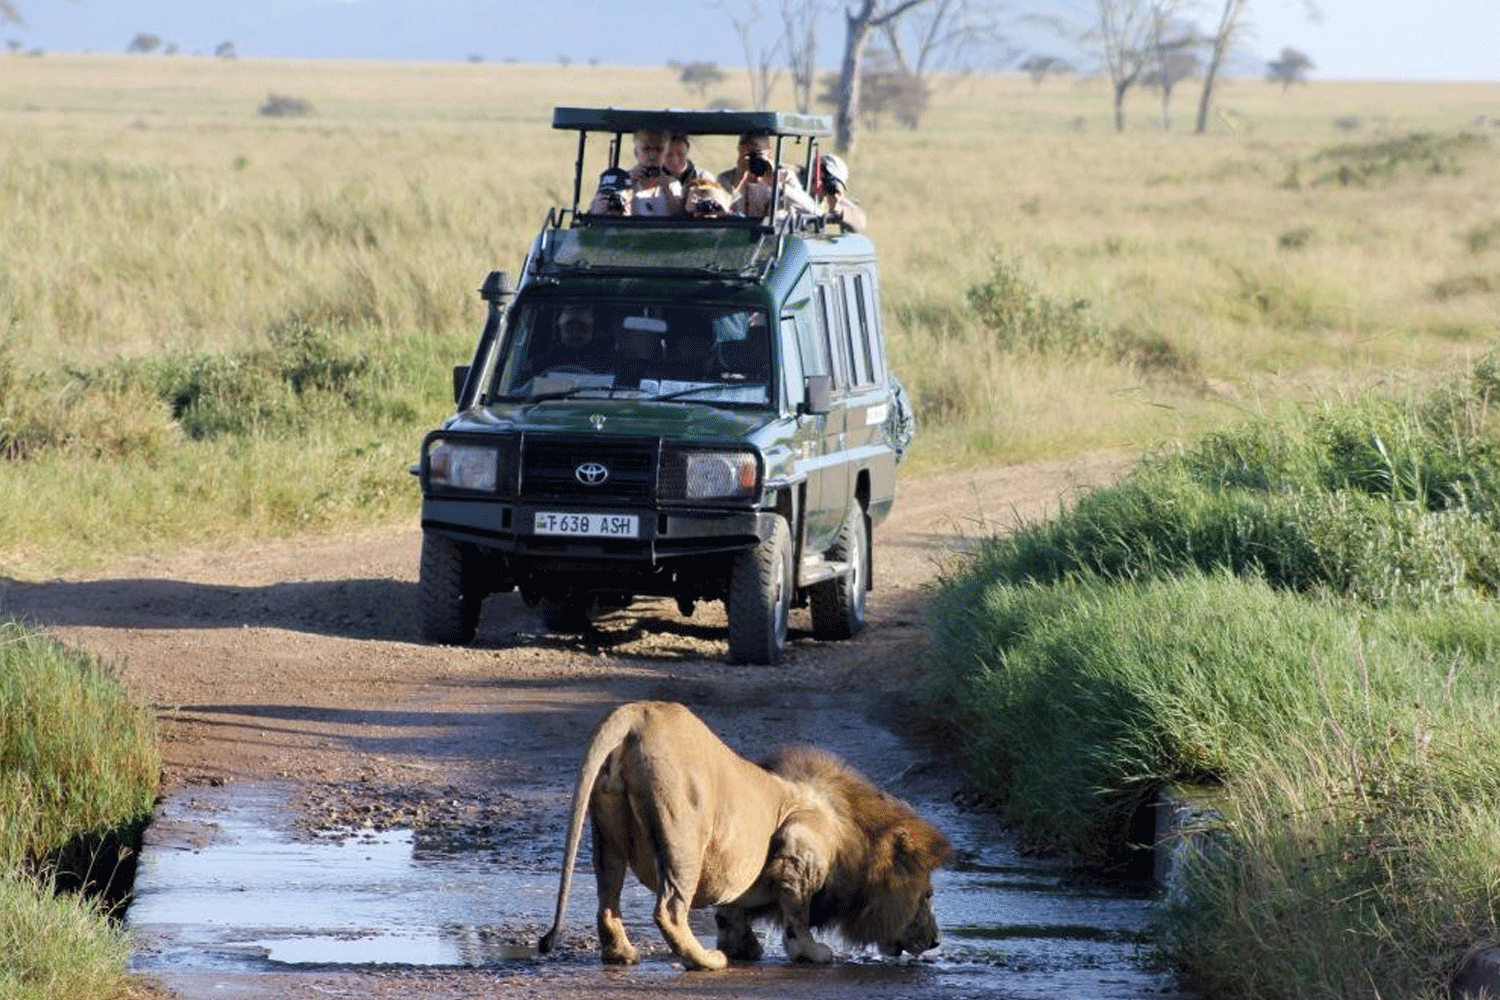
648 382 768 402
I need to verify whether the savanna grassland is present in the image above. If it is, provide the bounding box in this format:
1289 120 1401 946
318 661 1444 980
1 54 1496 576
1 53 1498 1000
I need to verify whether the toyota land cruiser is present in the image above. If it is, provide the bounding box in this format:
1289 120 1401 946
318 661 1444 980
413 107 911 664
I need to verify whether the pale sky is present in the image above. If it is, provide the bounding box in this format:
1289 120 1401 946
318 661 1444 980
5 0 1497 82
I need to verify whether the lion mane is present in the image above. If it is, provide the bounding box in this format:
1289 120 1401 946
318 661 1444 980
753 746 953 953
537 700 951 971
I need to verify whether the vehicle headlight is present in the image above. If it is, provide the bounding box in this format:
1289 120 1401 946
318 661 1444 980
661 449 760 502
426 439 502 492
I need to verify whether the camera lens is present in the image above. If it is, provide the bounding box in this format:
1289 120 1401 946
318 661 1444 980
747 153 771 177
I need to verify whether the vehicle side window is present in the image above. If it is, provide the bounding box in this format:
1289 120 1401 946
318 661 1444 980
839 273 871 387
852 271 886 381
814 282 849 389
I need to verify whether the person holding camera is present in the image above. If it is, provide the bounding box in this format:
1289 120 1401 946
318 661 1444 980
716 132 816 221
681 178 735 219
588 129 683 216
809 153 867 233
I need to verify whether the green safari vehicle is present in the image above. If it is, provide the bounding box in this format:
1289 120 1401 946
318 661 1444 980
413 107 913 664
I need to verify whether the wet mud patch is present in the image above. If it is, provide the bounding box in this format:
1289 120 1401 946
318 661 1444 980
292 781 524 858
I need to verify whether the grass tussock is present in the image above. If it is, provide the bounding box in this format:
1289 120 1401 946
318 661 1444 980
925 352 1500 997
0 621 159 1000
0 871 136 1000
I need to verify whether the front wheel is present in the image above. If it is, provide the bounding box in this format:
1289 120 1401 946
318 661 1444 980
726 515 792 665
419 532 481 645
809 503 868 640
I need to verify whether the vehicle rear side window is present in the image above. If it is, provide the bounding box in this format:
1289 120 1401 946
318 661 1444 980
814 282 849 389
839 274 871 387
851 271 885 381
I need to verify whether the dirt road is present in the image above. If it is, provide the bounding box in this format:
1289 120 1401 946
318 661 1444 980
3 453 1185 1000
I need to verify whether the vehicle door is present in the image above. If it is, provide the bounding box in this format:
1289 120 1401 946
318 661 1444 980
806 272 855 547
837 268 896 519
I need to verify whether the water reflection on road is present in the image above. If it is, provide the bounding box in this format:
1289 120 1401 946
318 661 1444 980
129 783 1198 999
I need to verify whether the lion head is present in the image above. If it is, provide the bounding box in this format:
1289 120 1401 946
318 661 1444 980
763 747 953 957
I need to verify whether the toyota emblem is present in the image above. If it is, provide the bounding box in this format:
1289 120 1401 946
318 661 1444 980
575 462 609 486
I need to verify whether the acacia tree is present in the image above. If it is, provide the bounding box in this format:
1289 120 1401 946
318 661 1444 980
1194 0 1320 132
876 0 1009 127
1144 11 1200 131
834 0 937 153
1266 46 1314 89
715 0 785 109
780 0 828 113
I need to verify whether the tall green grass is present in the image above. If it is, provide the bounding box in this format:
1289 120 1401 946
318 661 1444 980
0 871 136 1000
0 620 159 1000
925 352 1500 997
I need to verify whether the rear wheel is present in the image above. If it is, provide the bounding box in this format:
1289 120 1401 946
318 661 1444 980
726 515 792 665
809 503 868 641
419 532 481 645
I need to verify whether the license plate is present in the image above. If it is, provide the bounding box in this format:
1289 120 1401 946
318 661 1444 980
533 511 639 538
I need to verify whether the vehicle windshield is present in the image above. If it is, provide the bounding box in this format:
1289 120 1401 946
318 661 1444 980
486 301 772 406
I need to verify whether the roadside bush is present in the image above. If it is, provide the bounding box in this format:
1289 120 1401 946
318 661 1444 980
0 620 157 1000
0 871 135 1000
0 621 158 871
965 255 1105 355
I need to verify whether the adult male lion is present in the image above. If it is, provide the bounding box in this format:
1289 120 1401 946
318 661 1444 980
537 700 951 971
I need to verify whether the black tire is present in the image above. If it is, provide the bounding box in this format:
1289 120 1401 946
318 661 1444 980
809 503 868 641
419 532 481 645
539 596 597 634
726 515 793 665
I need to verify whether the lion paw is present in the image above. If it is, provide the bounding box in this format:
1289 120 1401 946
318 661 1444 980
784 932 835 964
602 942 640 965
688 948 729 971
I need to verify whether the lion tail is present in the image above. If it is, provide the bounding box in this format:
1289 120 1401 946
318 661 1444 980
537 701 646 955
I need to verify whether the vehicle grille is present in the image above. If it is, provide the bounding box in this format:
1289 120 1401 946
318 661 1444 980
519 436 658 503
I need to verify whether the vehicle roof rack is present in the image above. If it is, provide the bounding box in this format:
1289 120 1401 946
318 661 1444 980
552 107 831 138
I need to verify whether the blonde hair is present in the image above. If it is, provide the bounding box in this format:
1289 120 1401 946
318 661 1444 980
684 178 732 211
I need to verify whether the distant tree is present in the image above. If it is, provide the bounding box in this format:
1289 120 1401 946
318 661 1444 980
878 0 1008 127
1267 46 1315 89
214 40 236 59
467 52 484 63
1143 12 1200 131
818 47 927 131
679 60 727 97
259 93 313 117
779 0 828 112
1196 0 1319 133
6 37 21 53
588 56 599 66
833 0 941 153
1018 53 1071 85
127 32 162 54
164 41 178 56
556 54 572 67
0 3 20 26
713 0 783 109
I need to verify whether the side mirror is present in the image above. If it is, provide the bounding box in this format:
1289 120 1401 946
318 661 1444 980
800 374 832 415
452 364 470 406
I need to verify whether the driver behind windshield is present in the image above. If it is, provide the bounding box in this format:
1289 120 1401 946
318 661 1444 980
535 305 599 372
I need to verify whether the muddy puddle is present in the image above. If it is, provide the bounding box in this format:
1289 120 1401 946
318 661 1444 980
128 781 1197 999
